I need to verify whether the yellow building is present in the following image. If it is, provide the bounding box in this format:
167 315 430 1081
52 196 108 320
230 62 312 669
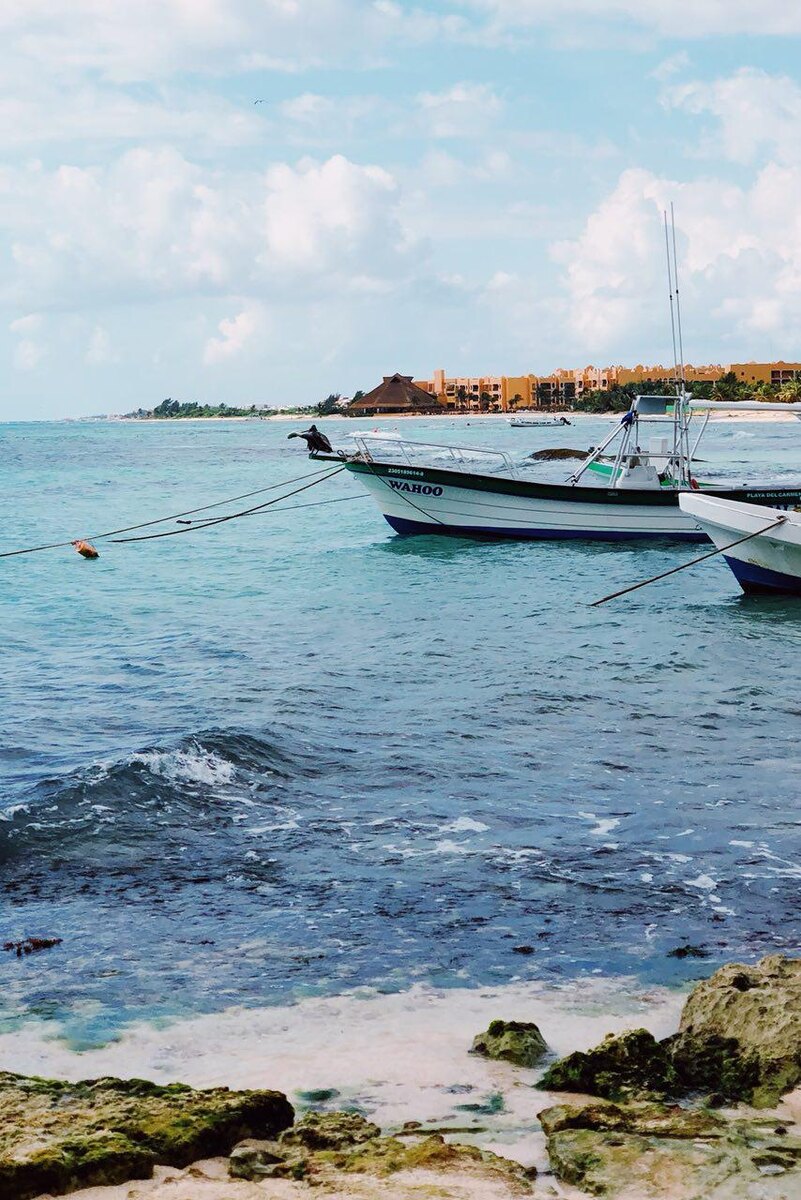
729 361 801 386
416 362 801 411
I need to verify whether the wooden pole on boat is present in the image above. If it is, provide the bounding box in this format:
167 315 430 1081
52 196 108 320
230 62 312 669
590 515 788 607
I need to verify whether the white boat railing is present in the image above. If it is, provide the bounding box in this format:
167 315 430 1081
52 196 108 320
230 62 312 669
351 434 519 478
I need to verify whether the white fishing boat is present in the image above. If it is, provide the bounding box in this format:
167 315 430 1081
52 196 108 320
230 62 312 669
309 392 801 541
679 494 801 595
297 212 801 542
509 415 572 428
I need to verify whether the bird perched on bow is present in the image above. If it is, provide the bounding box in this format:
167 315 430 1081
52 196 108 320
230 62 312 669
287 425 334 454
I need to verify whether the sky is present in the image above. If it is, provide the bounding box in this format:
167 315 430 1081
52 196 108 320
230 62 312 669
2 1 801 418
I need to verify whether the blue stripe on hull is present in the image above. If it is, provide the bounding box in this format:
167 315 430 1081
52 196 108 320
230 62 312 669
723 555 801 596
384 514 707 542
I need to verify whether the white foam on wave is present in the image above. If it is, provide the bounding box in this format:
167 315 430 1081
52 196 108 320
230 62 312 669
133 746 236 788
0 977 685 1171
577 811 620 838
446 817 490 833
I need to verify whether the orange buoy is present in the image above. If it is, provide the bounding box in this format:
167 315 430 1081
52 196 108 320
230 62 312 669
71 540 99 559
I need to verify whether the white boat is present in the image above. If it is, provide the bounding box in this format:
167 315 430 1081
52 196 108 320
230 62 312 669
509 415 572 428
298 213 801 542
679 493 801 595
309 391 801 541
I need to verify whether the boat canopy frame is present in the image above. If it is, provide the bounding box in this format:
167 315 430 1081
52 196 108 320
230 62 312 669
350 433 520 478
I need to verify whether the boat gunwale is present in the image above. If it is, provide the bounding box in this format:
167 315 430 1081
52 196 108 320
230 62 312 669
314 454 801 508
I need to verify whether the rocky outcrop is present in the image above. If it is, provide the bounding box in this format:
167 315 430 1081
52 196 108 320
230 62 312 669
228 1109 536 1191
538 1029 671 1101
538 956 801 1108
0 1070 293 1200
538 1099 801 1198
280 1109 380 1151
672 954 801 1106
471 1020 547 1068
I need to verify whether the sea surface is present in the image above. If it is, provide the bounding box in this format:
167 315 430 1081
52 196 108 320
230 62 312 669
2 414 801 1062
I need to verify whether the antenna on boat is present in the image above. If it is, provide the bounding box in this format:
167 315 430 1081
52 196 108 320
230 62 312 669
664 209 679 387
670 202 686 390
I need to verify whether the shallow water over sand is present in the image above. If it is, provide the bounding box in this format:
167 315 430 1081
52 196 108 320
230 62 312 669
1 414 800 1051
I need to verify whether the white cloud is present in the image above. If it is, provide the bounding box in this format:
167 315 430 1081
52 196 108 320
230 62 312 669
0 149 409 310
416 83 503 138
13 339 46 370
279 93 335 123
85 324 115 365
666 68 801 165
553 164 801 353
0 1 464 84
9 313 42 334
262 154 399 270
470 0 801 39
203 308 261 364
651 51 690 82
0 83 261 152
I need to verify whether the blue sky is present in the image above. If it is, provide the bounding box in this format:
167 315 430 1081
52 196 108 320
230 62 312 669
2 2 801 418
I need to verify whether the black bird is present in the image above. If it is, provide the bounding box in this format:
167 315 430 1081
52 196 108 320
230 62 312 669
288 424 334 454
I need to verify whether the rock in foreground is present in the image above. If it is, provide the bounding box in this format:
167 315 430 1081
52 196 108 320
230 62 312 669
673 954 801 1106
471 1020 547 1068
538 956 801 1108
229 1110 536 1192
0 1070 293 1200
539 1099 801 1199
538 1029 671 1100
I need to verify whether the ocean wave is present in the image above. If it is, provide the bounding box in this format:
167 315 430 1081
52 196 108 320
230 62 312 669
0 729 306 868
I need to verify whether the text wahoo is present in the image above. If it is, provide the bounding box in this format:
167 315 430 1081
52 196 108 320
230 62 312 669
388 481 444 496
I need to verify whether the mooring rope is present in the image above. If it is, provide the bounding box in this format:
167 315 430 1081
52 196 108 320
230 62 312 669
0 464 340 559
359 458 448 528
590 514 788 606
110 467 346 543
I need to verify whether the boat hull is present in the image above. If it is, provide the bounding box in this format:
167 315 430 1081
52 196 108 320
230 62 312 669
680 494 801 595
343 459 801 543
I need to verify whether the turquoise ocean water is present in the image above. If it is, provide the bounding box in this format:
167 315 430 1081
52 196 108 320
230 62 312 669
1 415 800 1050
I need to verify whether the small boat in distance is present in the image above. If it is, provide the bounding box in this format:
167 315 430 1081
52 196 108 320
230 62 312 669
510 415 572 427
678 494 801 596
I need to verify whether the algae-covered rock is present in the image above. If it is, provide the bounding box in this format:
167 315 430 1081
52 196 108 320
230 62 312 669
538 1100 726 1140
0 1070 293 1200
471 1020 547 1068
230 1115 535 1191
324 1131 536 1189
538 1029 671 1100
539 1099 801 1198
280 1110 380 1151
673 954 801 1106
666 1031 761 1104
228 1138 286 1180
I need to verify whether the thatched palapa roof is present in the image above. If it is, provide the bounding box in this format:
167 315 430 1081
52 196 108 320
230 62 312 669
347 374 441 414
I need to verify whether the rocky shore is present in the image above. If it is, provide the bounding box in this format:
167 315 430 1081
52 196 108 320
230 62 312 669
2 956 799 1200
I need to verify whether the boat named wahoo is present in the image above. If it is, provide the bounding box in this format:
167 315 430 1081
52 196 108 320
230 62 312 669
306 393 801 542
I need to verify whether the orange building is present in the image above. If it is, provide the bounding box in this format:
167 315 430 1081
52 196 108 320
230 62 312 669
415 361 797 411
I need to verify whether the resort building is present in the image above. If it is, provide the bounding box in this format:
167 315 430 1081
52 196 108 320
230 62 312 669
348 373 441 416
406 361 801 412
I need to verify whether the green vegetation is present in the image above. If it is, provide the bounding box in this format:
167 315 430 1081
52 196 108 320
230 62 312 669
123 398 317 419
315 393 344 417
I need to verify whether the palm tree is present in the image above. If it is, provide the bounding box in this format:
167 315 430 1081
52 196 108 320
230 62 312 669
778 379 801 403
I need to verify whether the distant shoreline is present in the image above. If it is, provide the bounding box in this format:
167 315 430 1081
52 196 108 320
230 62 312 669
112 409 799 424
